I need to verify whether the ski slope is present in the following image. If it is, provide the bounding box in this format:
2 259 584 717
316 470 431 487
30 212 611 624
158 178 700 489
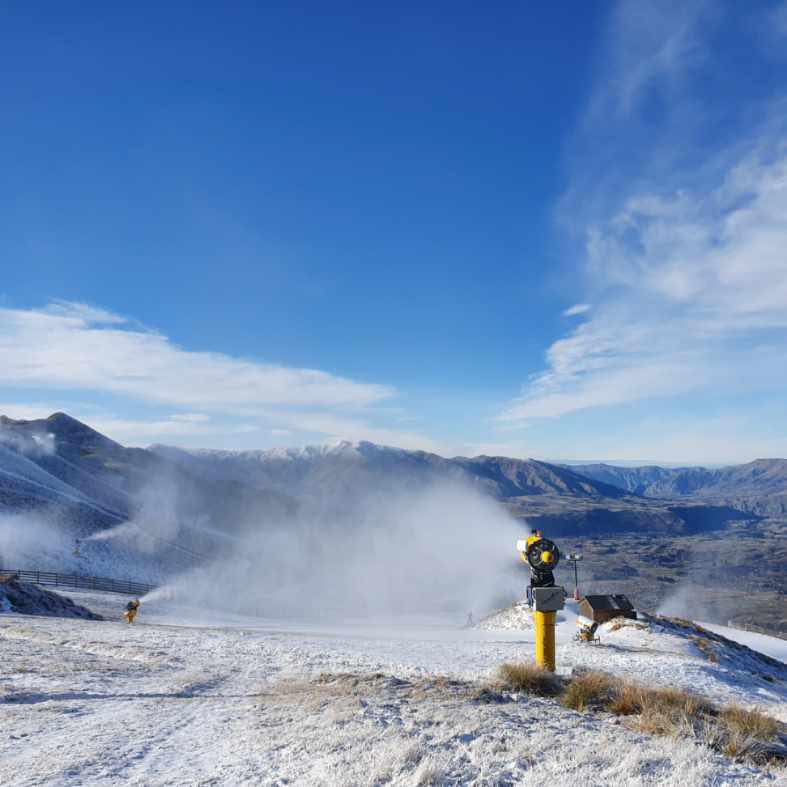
0 593 785 786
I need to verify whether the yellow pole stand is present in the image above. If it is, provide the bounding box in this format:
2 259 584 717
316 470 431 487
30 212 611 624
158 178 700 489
534 610 556 671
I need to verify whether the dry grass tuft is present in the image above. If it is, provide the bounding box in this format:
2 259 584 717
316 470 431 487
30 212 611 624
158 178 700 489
495 662 563 696
599 682 784 761
490 660 785 764
607 682 645 716
635 688 714 737
561 671 620 712
720 705 779 741
691 635 719 664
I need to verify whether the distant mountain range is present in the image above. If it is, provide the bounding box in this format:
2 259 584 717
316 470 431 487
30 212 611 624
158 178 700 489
150 441 629 503
567 461 787 517
151 440 776 535
1 412 785 543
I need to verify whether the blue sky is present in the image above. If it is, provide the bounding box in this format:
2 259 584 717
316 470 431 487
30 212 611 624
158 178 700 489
1 1 786 463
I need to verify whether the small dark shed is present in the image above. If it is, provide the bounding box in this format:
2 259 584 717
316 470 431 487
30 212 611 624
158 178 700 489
579 594 636 624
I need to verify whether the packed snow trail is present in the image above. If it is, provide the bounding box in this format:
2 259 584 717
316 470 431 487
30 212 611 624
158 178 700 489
0 593 784 785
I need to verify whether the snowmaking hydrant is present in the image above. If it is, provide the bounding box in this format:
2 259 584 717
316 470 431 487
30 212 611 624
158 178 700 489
517 531 567 672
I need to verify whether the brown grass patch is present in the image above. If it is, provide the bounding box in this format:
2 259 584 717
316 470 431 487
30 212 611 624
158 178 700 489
720 705 780 741
561 671 620 712
716 706 782 760
691 635 719 664
495 662 785 764
596 681 784 761
495 662 563 696
635 688 714 737
604 682 710 723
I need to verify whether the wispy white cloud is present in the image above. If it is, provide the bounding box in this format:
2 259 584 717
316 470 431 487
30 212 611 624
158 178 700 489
43 300 128 325
562 303 590 317
588 0 711 119
84 416 259 443
0 302 392 410
169 413 211 423
503 1 787 427
768 0 787 38
0 302 443 451
506 140 787 421
267 411 443 453
0 403 67 421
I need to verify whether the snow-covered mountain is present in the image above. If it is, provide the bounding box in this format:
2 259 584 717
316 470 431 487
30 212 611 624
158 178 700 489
1 412 781 553
151 439 763 536
0 413 296 543
150 440 629 502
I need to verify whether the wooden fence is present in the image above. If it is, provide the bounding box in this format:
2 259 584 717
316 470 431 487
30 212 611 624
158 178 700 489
0 569 153 597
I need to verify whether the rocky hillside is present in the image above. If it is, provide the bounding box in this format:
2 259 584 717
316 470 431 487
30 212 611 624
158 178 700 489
0 576 102 620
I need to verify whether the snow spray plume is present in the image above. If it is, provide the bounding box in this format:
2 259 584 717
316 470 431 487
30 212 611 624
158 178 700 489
149 479 526 622
656 540 754 626
0 425 56 457
84 474 182 552
77 483 191 553
0 513 72 569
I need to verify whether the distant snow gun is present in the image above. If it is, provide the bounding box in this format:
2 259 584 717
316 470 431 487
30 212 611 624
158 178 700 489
516 529 566 672
123 599 140 624
575 615 600 644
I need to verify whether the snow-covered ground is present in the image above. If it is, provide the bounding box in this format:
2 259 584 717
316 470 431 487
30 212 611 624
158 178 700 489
700 622 787 665
0 592 785 786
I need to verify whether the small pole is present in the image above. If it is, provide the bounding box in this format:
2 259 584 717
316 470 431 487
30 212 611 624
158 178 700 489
567 553 583 601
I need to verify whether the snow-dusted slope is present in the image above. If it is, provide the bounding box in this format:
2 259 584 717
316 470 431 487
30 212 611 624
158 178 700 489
701 622 787 664
479 600 787 719
0 595 784 785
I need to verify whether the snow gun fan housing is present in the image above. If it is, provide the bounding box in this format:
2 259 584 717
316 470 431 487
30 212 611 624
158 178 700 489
516 537 560 573
518 534 561 611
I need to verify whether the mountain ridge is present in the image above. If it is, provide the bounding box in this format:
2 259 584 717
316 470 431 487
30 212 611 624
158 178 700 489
568 459 787 516
1 412 779 541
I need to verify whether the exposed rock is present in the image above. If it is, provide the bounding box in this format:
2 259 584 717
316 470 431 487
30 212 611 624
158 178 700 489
0 577 103 620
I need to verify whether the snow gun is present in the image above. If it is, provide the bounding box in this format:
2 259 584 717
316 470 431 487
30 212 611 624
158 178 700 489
516 530 566 672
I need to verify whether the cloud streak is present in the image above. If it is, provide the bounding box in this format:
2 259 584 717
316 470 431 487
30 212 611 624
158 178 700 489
0 302 443 450
503 1 787 426
0 301 392 410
